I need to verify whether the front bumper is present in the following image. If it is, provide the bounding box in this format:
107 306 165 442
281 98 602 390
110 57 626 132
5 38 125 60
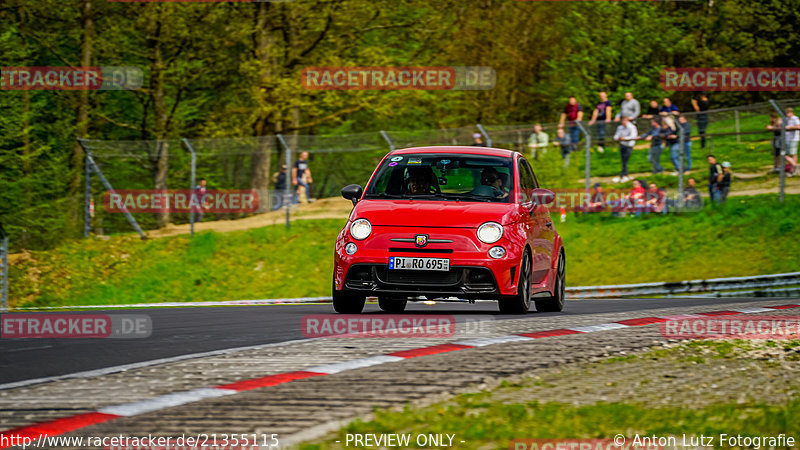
342 263 500 298
334 225 526 298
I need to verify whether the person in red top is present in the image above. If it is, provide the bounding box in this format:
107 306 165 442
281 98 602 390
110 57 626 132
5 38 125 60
559 96 584 148
622 179 646 214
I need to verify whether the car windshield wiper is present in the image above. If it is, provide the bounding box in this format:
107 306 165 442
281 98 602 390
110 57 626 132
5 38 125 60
363 193 405 199
436 193 494 202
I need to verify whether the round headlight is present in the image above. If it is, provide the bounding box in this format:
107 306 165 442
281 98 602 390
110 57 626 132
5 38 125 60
477 222 503 244
345 242 357 255
350 219 372 240
488 246 506 259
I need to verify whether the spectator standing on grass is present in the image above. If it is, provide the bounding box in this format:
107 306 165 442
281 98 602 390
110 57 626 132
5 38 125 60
612 117 638 183
641 117 664 175
766 113 784 173
659 97 679 116
471 133 488 147
691 94 710 149
588 91 612 153
615 92 641 123
271 164 288 210
660 115 680 175
528 124 549 160
642 100 660 119
552 128 575 168
676 114 693 172
707 155 723 202
292 151 313 204
785 107 800 176
192 178 207 222
716 162 732 203
559 96 584 147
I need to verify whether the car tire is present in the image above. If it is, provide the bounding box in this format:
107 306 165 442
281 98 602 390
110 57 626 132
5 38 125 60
535 251 565 312
378 296 407 313
498 250 532 314
332 280 366 314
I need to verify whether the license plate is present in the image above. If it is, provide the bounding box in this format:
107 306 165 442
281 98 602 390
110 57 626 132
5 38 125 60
388 257 450 271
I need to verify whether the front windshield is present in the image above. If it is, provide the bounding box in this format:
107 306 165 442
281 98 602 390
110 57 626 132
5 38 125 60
365 153 514 203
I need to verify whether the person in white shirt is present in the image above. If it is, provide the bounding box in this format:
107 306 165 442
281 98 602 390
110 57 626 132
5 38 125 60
785 107 800 176
614 92 641 123
527 123 549 160
613 117 639 183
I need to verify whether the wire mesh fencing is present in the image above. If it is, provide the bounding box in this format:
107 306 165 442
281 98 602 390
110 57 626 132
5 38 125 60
72 99 797 238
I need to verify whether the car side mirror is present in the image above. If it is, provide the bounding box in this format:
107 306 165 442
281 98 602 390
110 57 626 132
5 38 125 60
531 188 555 206
341 184 363 206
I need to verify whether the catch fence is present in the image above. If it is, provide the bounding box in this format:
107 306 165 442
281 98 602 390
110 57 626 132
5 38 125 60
75 99 800 238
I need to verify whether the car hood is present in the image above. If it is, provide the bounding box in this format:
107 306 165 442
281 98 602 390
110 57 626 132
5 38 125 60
351 200 518 227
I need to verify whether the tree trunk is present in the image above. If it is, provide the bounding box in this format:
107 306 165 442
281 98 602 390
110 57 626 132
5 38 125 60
149 10 170 227
250 1 276 212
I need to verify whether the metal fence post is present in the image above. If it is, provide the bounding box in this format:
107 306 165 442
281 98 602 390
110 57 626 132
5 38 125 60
0 225 7 312
678 122 685 204
477 124 492 147
276 134 292 229
380 131 395 151
575 121 592 196
182 138 197 237
769 100 787 203
84 150 92 237
79 140 147 239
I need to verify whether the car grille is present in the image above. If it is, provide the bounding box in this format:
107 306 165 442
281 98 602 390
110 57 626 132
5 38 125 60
383 269 460 285
387 248 453 254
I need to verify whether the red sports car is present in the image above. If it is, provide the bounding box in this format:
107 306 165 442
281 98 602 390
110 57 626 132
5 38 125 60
332 146 565 314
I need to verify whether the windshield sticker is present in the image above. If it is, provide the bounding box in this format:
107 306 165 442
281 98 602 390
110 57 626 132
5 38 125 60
390 156 403 162
408 157 422 164
388 161 399 167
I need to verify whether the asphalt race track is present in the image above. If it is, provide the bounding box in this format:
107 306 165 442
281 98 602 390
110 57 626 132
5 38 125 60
0 296 792 385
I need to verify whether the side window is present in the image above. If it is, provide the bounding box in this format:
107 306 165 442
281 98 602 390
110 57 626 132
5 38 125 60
525 161 540 188
518 159 534 202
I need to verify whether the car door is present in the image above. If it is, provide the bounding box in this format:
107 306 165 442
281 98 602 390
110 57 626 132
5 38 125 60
520 158 553 283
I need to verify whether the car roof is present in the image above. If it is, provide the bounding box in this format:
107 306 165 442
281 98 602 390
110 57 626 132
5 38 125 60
389 146 518 159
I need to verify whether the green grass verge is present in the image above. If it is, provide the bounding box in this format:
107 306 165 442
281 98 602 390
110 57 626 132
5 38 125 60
299 400 799 449
300 340 800 449
10 195 800 308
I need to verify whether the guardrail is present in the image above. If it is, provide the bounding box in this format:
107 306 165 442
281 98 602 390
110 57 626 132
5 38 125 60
566 272 800 299
8 272 800 311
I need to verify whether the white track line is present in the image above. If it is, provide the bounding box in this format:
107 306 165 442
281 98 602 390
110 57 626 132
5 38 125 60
0 338 315 391
306 355 405 374
98 388 237 417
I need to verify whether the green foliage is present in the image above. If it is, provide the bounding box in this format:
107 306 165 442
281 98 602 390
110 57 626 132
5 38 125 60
10 195 800 308
2 0 800 250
